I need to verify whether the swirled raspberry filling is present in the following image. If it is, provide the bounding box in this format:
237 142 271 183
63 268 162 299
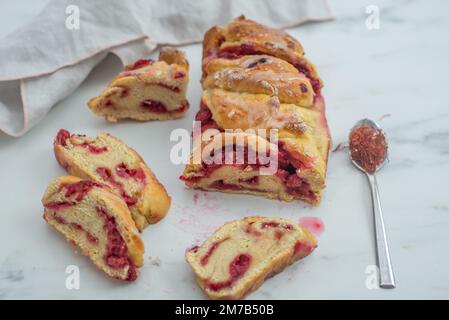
217 44 265 60
70 222 99 244
78 142 108 154
55 129 108 155
195 100 221 133
261 221 280 229
206 253 252 291
181 137 315 200
141 100 167 113
126 59 154 71
116 163 146 183
62 180 102 202
293 240 316 256
44 201 72 211
50 212 99 244
141 100 189 114
55 129 71 146
96 167 137 206
97 207 137 281
200 237 230 266
174 71 185 79
244 223 262 237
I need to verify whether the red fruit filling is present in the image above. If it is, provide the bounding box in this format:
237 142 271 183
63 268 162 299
62 180 102 202
44 201 72 211
116 163 146 183
244 223 262 237
200 237 230 266
70 222 99 244
96 167 137 207
261 221 280 229
195 100 221 133
187 245 200 254
97 207 137 281
55 129 108 155
50 212 99 244
181 134 316 201
127 59 154 71
55 129 71 146
174 71 185 79
78 142 108 154
293 241 315 256
206 253 252 291
141 100 167 113
141 100 188 114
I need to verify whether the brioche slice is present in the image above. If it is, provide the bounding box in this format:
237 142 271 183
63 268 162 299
42 176 144 281
185 216 317 299
88 47 189 122
54 129 171 231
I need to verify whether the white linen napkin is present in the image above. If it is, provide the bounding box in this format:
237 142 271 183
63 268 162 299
0 0 332 137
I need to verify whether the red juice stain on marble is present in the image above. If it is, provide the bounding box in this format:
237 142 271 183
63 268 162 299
299 216 325 236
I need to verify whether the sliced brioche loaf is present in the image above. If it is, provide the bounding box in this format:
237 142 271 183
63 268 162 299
88 46 189 122
185 216 317 299
54 129 170 231
42 176 144 281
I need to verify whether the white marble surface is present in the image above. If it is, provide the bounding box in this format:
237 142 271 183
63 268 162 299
1 0 449 299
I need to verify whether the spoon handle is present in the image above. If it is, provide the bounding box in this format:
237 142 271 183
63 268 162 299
367 173 396 288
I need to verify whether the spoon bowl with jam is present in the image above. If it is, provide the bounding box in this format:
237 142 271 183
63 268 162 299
349 119 395 289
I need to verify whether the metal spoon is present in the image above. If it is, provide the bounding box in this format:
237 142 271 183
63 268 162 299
349 119 396 289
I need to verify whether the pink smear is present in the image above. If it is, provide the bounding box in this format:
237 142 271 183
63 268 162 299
299 216 325 236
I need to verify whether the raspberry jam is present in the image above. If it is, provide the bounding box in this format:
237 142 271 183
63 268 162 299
55 129 108 155
78 143 108 154
200 237 230 266
141 100 167 113
293 241 316 256
55 129 71 146
62 180 102 202
116 163 146 183
96 167 137 207
97 207 137 281
349 124 387 174
44 201 72 211
126 59 154 71
206 253 252 291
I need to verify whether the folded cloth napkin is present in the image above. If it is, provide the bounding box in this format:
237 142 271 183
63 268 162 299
0 0 332 137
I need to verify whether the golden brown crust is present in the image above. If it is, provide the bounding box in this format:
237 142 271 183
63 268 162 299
88 47 189 122
202 16 321 92
185 216 317 299
54 130 171 231
42 176 144 280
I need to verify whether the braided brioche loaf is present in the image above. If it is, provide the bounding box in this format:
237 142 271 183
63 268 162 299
42 176 144 281
181 16 331 204
186 216 317 299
